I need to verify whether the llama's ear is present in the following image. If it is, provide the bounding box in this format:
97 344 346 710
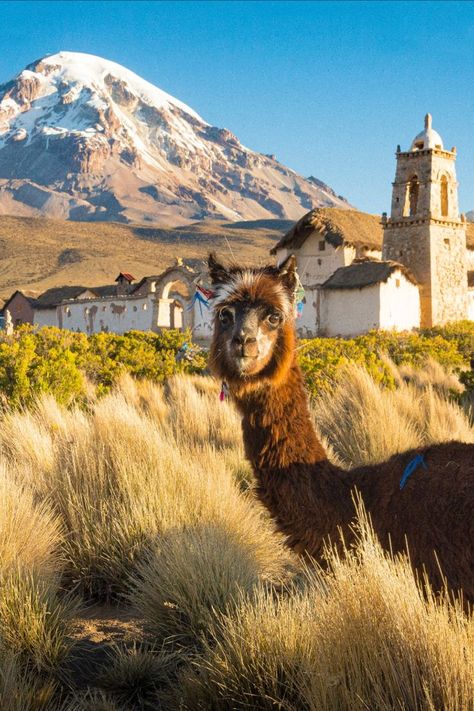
208 253 231 285
277 254 298 293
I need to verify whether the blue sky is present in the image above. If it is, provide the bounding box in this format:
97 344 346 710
1 1 474 213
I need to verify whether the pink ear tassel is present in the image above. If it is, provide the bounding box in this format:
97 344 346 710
220 381 229 401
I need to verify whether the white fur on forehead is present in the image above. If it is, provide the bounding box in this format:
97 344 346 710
211 269 293 317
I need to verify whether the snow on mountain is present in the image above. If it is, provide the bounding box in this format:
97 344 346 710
0 51 350 224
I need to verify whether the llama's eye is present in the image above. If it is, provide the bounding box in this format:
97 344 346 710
219 308 233 326
267 312 281 326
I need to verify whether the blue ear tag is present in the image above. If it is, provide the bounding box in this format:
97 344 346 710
400 453 427 490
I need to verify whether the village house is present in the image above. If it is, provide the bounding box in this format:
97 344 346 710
272 115 474 337
3 115 473 341
3 259 214 340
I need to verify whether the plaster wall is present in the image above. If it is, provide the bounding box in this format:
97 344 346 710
320 284 381 337
297 238 353 284
193 299 213 340
34 309 59 328
296 286 319 337
60 295 155 334
276 238 383 338
379 273 420 330
5 292 35 325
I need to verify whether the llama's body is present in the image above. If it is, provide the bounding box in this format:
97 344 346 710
208 254 474 601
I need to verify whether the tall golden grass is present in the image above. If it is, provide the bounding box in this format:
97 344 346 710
178 502 474 711
0 364 471 708
313 361 474 467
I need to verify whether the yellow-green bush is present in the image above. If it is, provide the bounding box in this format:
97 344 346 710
0 322 471 406
299 326 471 397
0 326 206 405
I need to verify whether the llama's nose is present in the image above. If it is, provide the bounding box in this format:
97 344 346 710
233 331 257 346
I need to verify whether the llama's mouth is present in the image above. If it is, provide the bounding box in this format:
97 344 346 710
235 355 259 373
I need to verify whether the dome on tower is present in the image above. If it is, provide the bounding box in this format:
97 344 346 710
410 114 443 151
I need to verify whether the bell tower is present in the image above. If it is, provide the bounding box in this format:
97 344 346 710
382 114 467 327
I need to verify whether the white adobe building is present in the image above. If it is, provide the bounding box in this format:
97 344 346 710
3 259 214 340
272 115 474 337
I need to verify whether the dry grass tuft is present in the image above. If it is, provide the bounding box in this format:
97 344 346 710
130 521 290 647
98 644 182 708
0 469 61 579
314 362 473 467
0 570 79 675
178 502 474 711
0 375 283 602
0 369 471 708
391 355 465 395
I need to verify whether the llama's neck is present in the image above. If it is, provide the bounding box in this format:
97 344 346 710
232 361 353 556
233 362 327 471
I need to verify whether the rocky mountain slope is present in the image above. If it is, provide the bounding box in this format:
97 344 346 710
0 52 349 225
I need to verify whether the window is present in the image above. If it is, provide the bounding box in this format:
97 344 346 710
399 250 403 257
395 279 401 288
440 175 448 217
318 240 326 251
143 303 147 310
133 305 137 312
317 258 322 266
444 238 450 247
408 176 419 216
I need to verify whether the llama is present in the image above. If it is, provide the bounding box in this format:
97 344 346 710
208 253 474 601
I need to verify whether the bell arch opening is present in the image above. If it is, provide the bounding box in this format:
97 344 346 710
440 175 449 217
405 176 419 217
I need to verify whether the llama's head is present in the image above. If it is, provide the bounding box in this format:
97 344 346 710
208 253 298 389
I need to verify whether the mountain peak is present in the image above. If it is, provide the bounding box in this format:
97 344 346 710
33 51 204 122
0 52 350 225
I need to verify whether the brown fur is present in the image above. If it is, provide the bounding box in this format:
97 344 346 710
208 254 474 602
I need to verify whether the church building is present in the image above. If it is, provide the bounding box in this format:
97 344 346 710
272 115 473 337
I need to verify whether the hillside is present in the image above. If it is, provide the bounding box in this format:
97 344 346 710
0 51 349 225
0 214 291 300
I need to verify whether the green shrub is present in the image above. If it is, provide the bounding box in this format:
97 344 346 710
0 327 207 405
298 325 471 398
0 322 471 405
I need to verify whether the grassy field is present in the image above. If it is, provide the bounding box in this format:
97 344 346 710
0 215 289 300
0 362 472 710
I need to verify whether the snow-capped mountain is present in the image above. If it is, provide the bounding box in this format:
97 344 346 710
0 52 349 224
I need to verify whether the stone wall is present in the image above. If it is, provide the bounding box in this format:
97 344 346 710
383 219 467 326
383 221 432 326
430 223 468 324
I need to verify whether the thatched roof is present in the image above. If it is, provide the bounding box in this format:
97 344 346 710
270 208 383 255
322 259 418 290
33 284 117 308
33 286 91 308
